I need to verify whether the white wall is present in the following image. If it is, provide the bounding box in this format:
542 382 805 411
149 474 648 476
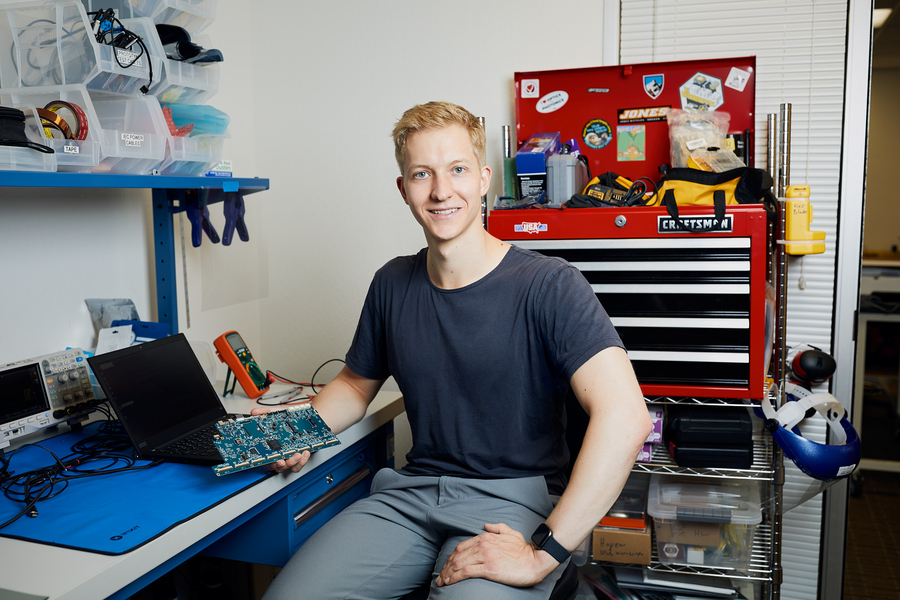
200 0 613 382
0 187 154 362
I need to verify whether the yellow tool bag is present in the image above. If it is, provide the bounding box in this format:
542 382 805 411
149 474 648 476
651 167 775 232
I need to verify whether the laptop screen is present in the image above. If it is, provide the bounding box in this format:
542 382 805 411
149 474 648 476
89 334 226 449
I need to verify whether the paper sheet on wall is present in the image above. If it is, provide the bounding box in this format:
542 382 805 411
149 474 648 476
200 200 269 311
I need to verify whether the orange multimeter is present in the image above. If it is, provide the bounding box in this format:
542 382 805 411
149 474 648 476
213 331 270 398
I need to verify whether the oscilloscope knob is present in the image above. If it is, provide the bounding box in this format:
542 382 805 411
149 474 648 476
57 373 69 383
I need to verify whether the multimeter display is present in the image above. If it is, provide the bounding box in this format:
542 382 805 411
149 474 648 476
225 332 246 352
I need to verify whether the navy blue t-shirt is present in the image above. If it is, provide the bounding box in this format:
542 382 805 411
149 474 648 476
346 245 622 490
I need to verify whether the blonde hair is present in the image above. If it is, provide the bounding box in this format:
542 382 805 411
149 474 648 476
392 101 486 174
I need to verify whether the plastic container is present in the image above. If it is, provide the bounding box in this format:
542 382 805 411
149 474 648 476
647 475 761 571
0 1 160 96
0 84 102 171
137 16 219 104
0 104 57 171
91 95 166 173
80 0 216 33
148 96 224 175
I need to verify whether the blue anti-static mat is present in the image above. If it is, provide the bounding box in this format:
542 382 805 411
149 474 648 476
0 421 269 555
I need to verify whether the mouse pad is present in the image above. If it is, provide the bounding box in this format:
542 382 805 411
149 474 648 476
0 421 268 555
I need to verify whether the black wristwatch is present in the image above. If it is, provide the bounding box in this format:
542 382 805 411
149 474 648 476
530 523 571 564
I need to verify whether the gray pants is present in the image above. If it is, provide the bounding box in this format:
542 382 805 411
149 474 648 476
261 468 567 600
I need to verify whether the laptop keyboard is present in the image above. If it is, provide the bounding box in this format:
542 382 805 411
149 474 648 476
164 423 220 457
158 415 244 458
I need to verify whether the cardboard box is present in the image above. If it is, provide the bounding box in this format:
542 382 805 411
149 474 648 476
646 405 664 443
636 442 654 463
592 524 652 565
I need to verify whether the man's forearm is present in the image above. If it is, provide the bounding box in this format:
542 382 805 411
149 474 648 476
544 347 652 553
545 400 651 552
310 365 384 434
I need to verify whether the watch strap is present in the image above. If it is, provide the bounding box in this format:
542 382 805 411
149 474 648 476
531 524 571 564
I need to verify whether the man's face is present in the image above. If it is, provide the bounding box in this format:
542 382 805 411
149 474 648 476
396 124 491 246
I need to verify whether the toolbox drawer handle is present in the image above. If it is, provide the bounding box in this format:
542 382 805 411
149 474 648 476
293 467 372 527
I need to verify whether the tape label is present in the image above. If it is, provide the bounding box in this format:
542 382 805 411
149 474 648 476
63 145 80 154
115 48 144 68
122 133 144 147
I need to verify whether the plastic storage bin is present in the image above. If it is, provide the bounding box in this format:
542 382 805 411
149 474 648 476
647 475 761 571
81 0 216 33
0 104 57 171
136 16 219 104
0 85 102 171
0 0 159 95
148 96 224 175
134 0 215 33
91 95 166 173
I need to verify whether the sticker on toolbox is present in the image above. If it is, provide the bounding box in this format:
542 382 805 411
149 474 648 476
582 118 612 150
643 74 664 99
618 106 670 124
514 221 547 234
521 79 540 98
725 67 752 92
680 72 725 110
537 91 568 114
617 125 645 162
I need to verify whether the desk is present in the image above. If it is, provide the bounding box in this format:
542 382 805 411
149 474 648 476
0 391 404 600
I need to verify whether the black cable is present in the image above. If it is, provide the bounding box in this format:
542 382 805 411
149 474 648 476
622 177 657 206
0 416 162 530
309 359 345 393
255 359 347 407
87 9 153 93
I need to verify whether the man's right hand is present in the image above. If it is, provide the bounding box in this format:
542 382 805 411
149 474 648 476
250 406 312 474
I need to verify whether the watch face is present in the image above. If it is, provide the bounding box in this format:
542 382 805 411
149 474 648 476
531 523 552 547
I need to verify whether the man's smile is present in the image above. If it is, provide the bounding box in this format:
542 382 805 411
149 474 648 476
430 208 460 215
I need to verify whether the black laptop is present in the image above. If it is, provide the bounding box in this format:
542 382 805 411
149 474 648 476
88 333 242 466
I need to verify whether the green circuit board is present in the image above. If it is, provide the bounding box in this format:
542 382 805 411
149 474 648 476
211 405 340 476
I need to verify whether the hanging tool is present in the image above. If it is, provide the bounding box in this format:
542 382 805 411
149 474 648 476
222 192 249 246
184 189 220 247
782 185 825 255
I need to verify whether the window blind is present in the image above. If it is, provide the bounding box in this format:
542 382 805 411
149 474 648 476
619 2 849 598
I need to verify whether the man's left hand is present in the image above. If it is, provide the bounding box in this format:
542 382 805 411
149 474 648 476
436 522 560 588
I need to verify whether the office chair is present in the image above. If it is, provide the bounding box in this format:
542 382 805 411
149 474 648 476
399 389 587 600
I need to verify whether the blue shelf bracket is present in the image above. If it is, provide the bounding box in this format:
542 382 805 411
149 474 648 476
152 189 181 334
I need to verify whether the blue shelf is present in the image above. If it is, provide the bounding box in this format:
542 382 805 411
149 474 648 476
2 171 270 333
0 171 269 193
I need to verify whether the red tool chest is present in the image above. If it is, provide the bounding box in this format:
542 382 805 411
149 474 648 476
488 205 769 400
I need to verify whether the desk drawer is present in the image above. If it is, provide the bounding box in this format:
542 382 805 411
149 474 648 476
202 431 383 567
289 442 374 554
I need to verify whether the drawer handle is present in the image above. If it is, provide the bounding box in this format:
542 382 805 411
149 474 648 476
293 467 372 527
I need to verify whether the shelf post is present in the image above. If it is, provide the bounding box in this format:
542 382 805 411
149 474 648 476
151 189 179 334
